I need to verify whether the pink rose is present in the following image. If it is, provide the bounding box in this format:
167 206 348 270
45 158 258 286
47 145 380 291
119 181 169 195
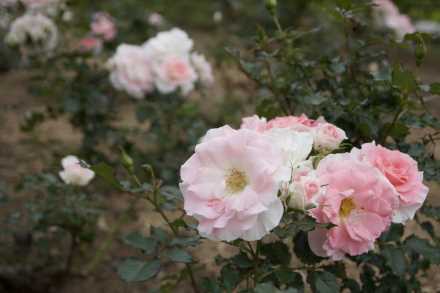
107 44 154 99
152 55 197 95
240 115 267 132
313 122 347 150
308 153 398 259
266 114 320 132
91 12 117 41
355 142 428 223
180 128 284 241
77 36 102 54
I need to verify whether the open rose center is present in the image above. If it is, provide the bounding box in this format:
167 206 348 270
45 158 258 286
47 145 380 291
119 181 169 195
225 168 248 194
339 197 356 218
166 60 189 82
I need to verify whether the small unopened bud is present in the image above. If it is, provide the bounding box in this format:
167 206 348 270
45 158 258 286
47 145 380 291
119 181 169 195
265 0 278 14
121 149 134 171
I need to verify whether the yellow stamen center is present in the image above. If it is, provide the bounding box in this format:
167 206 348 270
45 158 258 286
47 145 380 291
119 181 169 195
225 168 248 194
339 197 356 218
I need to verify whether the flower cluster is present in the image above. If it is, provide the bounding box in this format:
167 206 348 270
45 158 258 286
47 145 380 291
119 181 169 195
180 114 429 260
107 28 214 99
5 12 58 55
77 12 117 54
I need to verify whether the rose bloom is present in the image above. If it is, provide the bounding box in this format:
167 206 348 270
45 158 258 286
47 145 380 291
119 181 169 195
91 12 117 41
77 36 102 54
59 155 95 186
151 54 197 95
5 13 58 55
308 153 398 259
373 0 415 40
240 115 267 132
180 127 284 241
148 12 164 27
266 114 321 132
143 28 193 58
313 122 347 151
354 142 428 223
107 44 154 99
191 52 214 86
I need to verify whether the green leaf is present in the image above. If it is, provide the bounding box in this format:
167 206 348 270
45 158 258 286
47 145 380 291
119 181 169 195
380 223 404 242
405 236 440 264
430 83 440 95
404 32 430 67
167 248 192 263
122 232 157 254
261 241 291 266
91 163 122 190
201 278 222 293
304 94 327 106
117 259 160 282
308 271 340 293
170 236 200 247
255 282 299 293
294 231 324 264
392 65 417 94
382 245 406 276
150 226 168 244
220 265 240 291
421 205 440 220
231 252 253 269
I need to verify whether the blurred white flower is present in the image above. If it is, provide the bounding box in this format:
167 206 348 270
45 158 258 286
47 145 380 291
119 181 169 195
143 28 193 58
148 12 164 27
21 0 66 17
5 13 58 55
59 155 95 186
107 44 154 99
191 52 214 86
1 0 18 7
213 11 223 23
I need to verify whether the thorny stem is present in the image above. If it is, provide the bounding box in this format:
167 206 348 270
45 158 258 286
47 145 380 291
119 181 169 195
130 172 200 293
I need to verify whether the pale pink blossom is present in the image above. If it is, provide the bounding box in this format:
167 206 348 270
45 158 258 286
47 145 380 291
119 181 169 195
77 36 102 54
240 115 267 132
308 153 398 259
266 114 320 132
151 54 197 95
143 28 193 58
59 155 95 186
107 44 154 99
313 122 347 151
180 128 284 241
373 0 415 40
91 12 117 41
191 52 214 86
354 142 428 223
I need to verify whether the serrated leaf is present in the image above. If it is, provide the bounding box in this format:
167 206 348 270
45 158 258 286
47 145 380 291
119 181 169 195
91 163 122 190
170 236 200 247
405 236 440 264
382 245 406 276
308 271 340 293
167 248 192 263
117 259 160 282
392 65 417 93
122 232 157 254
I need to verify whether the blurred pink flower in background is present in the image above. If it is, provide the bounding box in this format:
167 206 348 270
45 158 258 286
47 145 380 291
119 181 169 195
373 0 415 40
59 155 95 186
77 36 103 54
91 12 117 41
148 12 164 27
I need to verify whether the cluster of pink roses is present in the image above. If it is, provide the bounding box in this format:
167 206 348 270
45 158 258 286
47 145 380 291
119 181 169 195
180 114 429 260
77 12 117 54
107 28 213 99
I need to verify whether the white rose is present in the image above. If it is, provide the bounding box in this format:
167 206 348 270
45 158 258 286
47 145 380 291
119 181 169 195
107 44 154 99
59 155 95 186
